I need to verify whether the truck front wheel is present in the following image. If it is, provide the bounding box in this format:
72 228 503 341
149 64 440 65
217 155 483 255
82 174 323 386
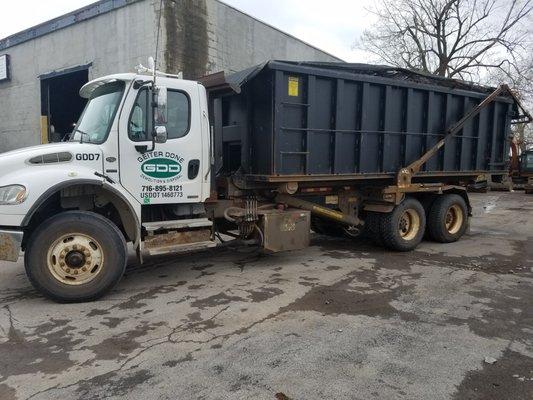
427 194 468 243
25 211 127 302
379 198 426 251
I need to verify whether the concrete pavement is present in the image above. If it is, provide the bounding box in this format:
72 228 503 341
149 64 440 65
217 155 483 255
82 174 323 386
0 192 532 400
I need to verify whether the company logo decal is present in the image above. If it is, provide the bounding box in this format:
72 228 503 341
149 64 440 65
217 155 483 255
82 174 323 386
141 158 182 179
137 151 184 184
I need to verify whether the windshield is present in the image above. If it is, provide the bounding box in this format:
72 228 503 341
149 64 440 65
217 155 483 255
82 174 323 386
71 81 125 143
523 153 533 171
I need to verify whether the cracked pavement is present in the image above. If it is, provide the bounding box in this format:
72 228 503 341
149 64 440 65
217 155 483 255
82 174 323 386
0 192 532 400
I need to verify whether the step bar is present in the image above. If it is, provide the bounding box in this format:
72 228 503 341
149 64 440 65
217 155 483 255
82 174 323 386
142 218 213 233
144 240 217 256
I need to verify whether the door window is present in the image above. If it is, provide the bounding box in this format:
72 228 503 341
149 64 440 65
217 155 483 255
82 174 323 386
166 91 190 139
129 88 151 141
129 88 190 141
524 153 533 171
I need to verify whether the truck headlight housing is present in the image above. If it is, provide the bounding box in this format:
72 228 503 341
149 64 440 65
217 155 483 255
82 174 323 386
0 185 27 205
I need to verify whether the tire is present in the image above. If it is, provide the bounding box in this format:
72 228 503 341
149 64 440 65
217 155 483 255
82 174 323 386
25 211 127 303
379 198 426 251
427 194 468 243
418 195 436 240
363 212 383 245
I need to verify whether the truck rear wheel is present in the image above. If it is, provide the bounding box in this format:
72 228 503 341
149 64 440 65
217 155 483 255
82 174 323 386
379 198 426 251
25 211 127 303
427 194 468 243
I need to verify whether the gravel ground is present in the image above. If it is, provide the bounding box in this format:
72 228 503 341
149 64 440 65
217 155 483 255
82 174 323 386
0 192 532 400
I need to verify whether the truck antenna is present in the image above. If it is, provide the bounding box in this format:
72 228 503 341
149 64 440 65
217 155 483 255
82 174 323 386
152 0 164 86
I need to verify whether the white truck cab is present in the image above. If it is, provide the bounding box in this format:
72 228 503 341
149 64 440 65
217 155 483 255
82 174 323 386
78 73 211 206
0 73 213 302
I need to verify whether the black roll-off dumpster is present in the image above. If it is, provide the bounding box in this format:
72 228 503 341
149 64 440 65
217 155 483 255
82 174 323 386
203 61 526 183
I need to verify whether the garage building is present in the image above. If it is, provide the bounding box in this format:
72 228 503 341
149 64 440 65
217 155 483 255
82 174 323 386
0 0 340 152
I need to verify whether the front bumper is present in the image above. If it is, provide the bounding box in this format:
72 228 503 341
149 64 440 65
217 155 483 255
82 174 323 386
0 212 25 226
0 229 23 262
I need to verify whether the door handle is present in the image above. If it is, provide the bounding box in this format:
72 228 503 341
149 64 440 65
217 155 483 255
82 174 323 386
188 159 200 179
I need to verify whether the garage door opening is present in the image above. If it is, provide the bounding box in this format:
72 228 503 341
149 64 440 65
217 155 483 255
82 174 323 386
40 67 89 143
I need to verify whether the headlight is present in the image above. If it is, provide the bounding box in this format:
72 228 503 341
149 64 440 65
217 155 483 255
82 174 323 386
0 185 27 205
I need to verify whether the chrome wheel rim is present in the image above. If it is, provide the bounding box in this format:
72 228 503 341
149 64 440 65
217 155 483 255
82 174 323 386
47 233 104 285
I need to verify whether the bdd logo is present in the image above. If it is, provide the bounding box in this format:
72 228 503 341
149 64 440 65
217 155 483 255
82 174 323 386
141 158 182 179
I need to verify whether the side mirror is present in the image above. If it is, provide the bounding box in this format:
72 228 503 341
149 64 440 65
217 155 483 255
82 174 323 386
154 86 167 125
154 125 167 144
138 85 168 152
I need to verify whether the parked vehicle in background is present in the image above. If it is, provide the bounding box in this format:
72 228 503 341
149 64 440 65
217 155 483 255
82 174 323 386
518 150 533 193
510 138 533 193
0 61 530 302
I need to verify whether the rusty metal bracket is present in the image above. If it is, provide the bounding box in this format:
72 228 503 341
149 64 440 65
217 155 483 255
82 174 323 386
381 183 468 205
396 84 532 187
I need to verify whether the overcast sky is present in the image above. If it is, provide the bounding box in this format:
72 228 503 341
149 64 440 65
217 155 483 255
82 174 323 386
0 0 375 62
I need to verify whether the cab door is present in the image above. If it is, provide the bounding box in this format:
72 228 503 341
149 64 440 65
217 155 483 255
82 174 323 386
118 80 206 206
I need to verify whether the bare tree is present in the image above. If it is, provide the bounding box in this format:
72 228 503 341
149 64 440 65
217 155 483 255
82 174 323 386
489 49 533 149
357 0 532 82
